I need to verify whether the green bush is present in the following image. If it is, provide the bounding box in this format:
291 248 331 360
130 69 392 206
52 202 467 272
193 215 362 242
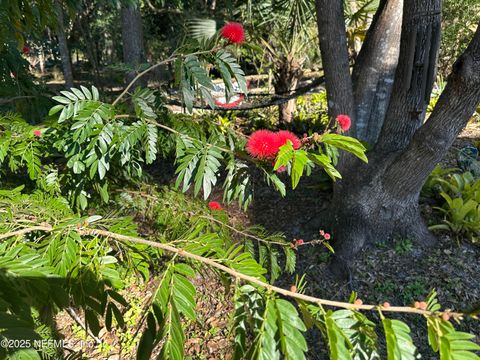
427 168 480 243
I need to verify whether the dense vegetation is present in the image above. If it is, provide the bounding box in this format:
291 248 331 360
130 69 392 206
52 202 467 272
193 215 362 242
1 0 480 359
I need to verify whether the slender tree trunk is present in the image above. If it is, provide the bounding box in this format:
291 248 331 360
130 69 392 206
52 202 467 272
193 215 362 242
38 50 46 75
274 56 303 123
54 0 74 88
77 16 101 86
315 0 355 123
121 5 146 87
315 0 357 177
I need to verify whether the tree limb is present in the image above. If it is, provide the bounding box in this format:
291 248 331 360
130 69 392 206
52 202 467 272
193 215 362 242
351 0 403 143
0 225 466 318
385 22 480 196
375 0 442 154
315 0 355 123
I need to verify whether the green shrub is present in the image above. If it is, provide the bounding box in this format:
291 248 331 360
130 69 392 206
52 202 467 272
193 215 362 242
427 168 480 243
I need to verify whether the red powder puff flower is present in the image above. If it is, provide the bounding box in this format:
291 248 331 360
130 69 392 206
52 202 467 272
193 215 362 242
221 22 245 44
324 233 331 240
246 130 279 160
275 130 301 150
208 201 223 210
336 115 351 131
33 129 42 137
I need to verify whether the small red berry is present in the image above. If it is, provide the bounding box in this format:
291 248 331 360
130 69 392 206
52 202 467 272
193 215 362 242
324 233 331 240
296 239 304 245
33 129 42 137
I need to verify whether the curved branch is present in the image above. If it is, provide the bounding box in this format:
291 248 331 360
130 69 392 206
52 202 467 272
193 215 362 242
0 225 466 318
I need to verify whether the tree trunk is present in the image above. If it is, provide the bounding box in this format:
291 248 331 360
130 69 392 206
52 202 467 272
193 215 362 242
77 15 101 87
351 0 403 144
121 4 146 87
315 0 480 278
315 0 355 123
54 0 74 88
274 56 303 123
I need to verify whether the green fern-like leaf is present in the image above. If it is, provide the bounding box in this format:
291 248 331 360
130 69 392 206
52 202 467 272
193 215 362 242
427 316 480 360
383 318 419 360
333 310 380 360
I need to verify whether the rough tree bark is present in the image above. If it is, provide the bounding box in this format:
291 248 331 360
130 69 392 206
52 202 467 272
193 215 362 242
315 0 480 278
274 55 304 123
351 0 403 143
54 0 74 88
121 4 146 87
315 0 355 123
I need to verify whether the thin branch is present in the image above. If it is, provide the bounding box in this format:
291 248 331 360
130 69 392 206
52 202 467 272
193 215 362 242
112 58 174 106
166 76 325 111
0 225 465 318
0 96 36 105
0 225 52 241
199 215 289 247
112 49 217 106
66 307 102 344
